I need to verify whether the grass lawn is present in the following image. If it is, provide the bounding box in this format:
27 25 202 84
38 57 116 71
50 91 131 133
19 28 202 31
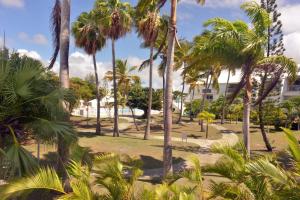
70 114 223 140
222 122 300 152
24 133 200 170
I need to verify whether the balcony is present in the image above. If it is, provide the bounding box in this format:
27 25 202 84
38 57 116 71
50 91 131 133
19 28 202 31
202 88 212 94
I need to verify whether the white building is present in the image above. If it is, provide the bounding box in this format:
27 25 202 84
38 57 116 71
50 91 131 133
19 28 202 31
72 96 160 118
185 75 300 103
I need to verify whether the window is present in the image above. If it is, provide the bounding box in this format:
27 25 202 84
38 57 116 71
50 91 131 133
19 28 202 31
206 95 213 100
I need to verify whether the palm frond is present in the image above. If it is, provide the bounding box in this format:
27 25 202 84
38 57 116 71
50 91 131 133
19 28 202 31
48 0 61 69
0 167 65 199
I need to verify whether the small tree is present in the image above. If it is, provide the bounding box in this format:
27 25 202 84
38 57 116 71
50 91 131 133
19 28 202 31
198 111 215 139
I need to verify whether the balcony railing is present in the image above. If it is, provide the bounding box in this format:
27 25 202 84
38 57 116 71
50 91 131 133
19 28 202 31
202 89 212 93
289 85 300 91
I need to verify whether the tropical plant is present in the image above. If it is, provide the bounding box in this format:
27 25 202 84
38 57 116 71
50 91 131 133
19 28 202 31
174 40 192 124
136 0 162 140
198 111 215 138
0 53 76 179
48 0 73 179
72 11 106 135
94 0 133 137
202 1 297 153
256 0 286 152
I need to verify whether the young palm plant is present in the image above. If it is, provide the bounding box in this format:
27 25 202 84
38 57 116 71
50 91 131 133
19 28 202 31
94 0 133 137
72 11 106 135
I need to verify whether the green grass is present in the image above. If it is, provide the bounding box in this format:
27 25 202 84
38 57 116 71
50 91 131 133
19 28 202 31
24 133 200 169
222 122 300 152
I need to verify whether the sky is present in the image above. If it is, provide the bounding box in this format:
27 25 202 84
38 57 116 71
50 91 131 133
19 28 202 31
0 0 300 91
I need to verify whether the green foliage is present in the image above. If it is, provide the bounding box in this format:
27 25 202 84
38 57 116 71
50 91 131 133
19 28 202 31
0 52 77 178
127 84 162 118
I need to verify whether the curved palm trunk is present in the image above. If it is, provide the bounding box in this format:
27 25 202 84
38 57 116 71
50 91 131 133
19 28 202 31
112 39 119 137
177 73 186 124
163 0 177 177
221 70 230 124
189 89 195 121
57 0 70 181
93 54 101 135
129 106 139 131
243 73 252 155
144 43 154 140
200 72 211 132
258 71 272 151
162 66 166 129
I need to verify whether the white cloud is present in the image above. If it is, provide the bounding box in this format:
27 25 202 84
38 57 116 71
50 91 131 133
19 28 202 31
0 0 24 8
17 49 42 60
279 4 300 64
18 32 48 45
180 0 259 8
32 34 48 45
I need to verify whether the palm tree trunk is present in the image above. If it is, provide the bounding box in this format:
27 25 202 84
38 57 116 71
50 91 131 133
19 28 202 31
93 53 101 135
243 73 252 155
221 70 230 124
205 121 209 139
163 0 177 178
162 65 166 129
200 73 210 132
112 39 119 137
258 71 272 151
57 0 70 181
177 73 186 124
130 107 139 131
144 43 154 140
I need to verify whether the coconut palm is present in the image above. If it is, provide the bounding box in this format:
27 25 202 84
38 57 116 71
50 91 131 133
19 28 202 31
48 0 73 180
203 1 297 153
105 59 141 130
174 40 192 124
185 71 203 121
198 111 215 139
72 11 106 136
161 0 205 177
94 0 133 137
136 0 161 140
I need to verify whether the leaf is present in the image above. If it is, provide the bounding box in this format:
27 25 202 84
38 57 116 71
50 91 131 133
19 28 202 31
282 128 300 162
0 167 65 199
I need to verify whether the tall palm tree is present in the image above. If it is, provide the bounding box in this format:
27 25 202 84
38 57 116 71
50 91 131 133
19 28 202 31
94 0 133 137
203 1 297 153
136 0 161 140
185 71 202 121
104 60 141 131
174 40 192 124
162 0 205 177
48 0 72 179
72 11 106 135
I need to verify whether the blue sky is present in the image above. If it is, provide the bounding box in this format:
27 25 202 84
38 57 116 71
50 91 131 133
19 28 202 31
1 0 300 89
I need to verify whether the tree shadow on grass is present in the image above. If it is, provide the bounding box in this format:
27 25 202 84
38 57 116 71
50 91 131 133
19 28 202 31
140 155 185 170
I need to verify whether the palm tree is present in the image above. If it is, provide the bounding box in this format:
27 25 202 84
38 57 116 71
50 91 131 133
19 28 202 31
48 0 73 179
198 111 215 139
94 0 133 137
203 1 297 154
0 54 76 179
72 11 106 135
185 71 202 121
105 60 140 130
174 40 192 124
136 0 161 140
